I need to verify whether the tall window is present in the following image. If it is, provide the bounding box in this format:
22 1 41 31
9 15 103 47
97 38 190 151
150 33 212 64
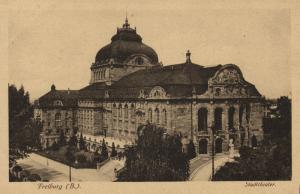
118 104 122 118
228 107 235 130
112 103 117 117
130 104 135 120
55 113 62 128
198 108 208 131
148 108 152 123
162 109 167 126
47 112 51 127
214 108 223 131
155 108 159 124
239 105 244 128
124 104 128 119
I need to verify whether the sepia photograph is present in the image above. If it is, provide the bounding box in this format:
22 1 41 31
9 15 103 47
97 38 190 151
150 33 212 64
6 1 293 185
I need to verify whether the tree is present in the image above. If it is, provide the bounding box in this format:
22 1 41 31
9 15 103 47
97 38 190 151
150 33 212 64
101 139 109 159
9 84 41 161
78 132 85 150
51 141 59 151
76 154 87 163
68 134 78 148
213 96 291 181
58 130 66 146
111 142 117 157
117 123 189 181
187 140 196 160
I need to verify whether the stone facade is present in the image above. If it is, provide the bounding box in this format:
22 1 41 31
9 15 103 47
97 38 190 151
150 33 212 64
35 19 265 154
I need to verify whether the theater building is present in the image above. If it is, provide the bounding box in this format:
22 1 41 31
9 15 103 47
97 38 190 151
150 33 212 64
34 18 264 154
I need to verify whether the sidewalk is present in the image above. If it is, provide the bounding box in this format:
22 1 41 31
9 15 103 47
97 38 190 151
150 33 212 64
189 155 230 181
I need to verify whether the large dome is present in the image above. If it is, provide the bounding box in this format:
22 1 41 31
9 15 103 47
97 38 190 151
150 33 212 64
95 19 159 64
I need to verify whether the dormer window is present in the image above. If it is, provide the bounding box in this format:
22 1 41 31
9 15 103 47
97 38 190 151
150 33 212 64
54 100 63 106
135 57 144 65
139 89 145 98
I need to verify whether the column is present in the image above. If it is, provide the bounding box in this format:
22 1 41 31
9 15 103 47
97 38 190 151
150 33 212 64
242 105 249 146
223 104 229 152
207 103 214 154
234 104 241 148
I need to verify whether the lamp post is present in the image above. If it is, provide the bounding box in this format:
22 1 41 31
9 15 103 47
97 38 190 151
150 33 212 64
211 127 215 180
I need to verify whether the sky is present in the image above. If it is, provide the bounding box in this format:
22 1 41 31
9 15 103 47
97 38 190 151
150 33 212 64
8 1 291 100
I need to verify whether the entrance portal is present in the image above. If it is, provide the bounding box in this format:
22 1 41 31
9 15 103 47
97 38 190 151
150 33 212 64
199 139 208 154
251 135 257 147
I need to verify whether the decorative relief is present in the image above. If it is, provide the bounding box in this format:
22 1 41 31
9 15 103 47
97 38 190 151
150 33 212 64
201 67 250 98
213 85 248 97
211 68 242 84
148 86 167 99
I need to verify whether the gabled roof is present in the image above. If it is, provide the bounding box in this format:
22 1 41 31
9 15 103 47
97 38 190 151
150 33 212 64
38 89 78 108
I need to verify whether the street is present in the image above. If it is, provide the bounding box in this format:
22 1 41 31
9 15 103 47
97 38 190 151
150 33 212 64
190 155 231 181
17 153 125 181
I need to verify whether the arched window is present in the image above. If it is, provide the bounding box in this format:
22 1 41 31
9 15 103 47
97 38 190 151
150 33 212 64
228 107 235 131
148 108 152 123
239 105 245 129
155 108 159 124
55 113 61 128
214 108 223 131
198 108 208 131
101 70 104 79
118 104 122 118
47 112 51 127
112 103 117 117
103 69 106 79
124 104 128 119
130 104 135 119
162 109 167 126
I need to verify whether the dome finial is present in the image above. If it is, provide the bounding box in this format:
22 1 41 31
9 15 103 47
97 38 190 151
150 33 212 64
186 50 191 63
51 84 56 91
123 11 130 29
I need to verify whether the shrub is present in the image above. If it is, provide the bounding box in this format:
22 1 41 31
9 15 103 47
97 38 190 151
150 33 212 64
111 142 117 157
51 142 59 151
76 154 87 163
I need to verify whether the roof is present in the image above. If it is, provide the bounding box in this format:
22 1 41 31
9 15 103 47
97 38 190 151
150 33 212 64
37 62 261 102
78 62 223 99
38 89 79 108
113 63 221 87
